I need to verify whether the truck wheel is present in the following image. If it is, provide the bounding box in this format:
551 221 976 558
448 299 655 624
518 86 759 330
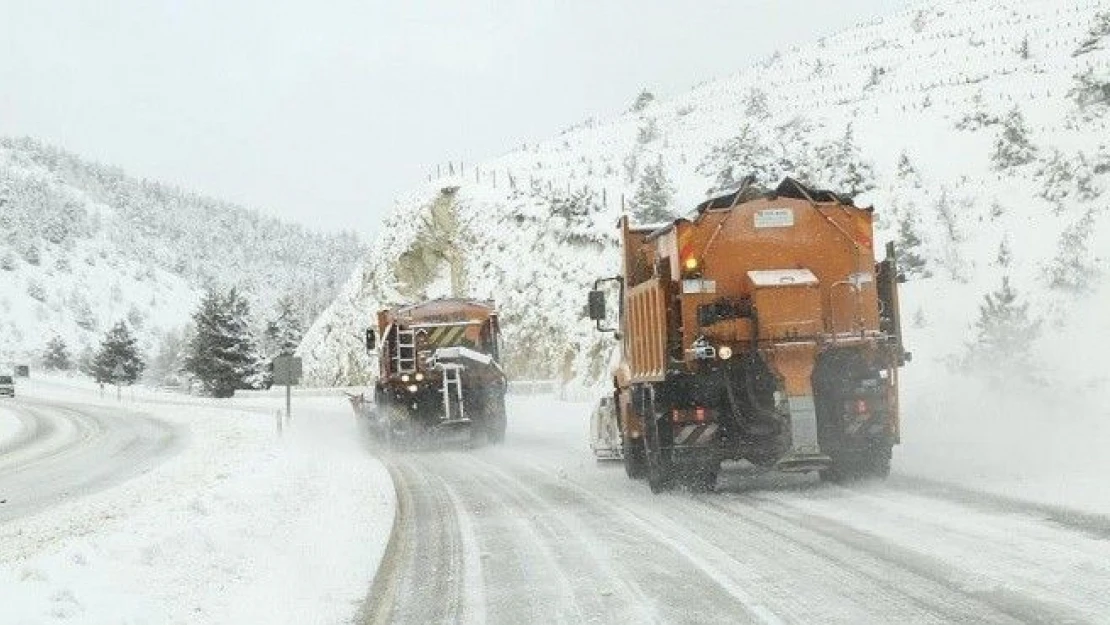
645 434 675 493
647 453 675 493
623 436 646 479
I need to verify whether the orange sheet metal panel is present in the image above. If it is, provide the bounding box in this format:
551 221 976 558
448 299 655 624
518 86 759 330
675 197 880 358
627 279 667 382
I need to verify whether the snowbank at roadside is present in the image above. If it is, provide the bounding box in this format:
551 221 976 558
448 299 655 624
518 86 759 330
0 404 22 448
0 376 394 625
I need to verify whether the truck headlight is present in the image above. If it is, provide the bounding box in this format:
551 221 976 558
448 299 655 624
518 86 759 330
415 372 424 382
718 346 733 360
401 374 410 383
407 384 419 393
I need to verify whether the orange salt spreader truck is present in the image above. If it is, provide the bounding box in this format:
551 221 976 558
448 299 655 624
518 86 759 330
588 178 910 492
365 298 507 446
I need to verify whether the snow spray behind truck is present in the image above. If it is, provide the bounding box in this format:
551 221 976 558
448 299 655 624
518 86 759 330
589 178 909 492
365 298 507 445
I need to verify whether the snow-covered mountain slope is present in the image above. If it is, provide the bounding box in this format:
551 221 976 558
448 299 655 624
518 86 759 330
0 137 365 366
301 0 1110 391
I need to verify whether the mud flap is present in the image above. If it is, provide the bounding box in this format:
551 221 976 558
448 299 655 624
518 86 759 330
775 395 830 472
766 343 831 473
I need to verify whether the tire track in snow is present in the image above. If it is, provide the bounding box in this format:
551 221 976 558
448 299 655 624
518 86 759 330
454 452 663 624
722 490 1107 624
884 475 1110 539
361 456 468 625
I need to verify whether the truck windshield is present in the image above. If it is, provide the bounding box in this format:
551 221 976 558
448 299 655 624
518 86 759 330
0 376 13 384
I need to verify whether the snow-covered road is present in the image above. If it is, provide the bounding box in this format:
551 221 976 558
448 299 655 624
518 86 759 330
0 399 181 523
364 397 1110 625
0 379 394 625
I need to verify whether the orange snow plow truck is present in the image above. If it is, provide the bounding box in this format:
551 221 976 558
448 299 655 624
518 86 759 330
588 178 909 492
364 298 507 445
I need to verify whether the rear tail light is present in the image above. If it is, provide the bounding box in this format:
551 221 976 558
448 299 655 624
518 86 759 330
672 407 711 424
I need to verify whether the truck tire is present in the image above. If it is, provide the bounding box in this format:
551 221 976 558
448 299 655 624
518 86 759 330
646 422 675 493
623 436 646 479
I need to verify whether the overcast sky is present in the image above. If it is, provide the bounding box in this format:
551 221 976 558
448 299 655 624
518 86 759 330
1 0 909 238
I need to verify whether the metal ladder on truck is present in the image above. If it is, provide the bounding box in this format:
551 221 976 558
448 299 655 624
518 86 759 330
394 328 416 374
439 363 467 424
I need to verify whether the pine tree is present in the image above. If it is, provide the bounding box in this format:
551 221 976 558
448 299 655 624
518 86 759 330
1044 209 1100 293
991 108 1037 169
147 329 189 387
42 336 72 371
184 288 260 397
629 160 675 223
629 89 655 112
896 215 930 278
264 297 304 357
964 276 1041 383
92 321 145 384
259 297 305 388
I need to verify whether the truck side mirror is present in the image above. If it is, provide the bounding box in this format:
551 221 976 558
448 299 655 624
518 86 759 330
587 290 607 321
365 328 378 353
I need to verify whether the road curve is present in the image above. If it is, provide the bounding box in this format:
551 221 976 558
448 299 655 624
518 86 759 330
0 397 182 522
361 401 1110 625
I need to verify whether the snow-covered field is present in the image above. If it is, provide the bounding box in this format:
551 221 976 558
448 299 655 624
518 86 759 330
0 376 393 625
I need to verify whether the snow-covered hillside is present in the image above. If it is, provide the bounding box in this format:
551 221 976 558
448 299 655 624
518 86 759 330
0 138 365 367
301 0 1110 393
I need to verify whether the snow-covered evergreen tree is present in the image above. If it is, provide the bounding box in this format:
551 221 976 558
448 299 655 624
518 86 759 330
1044 208 1101 293
42 335 71 371
896 214 930 278
991 107 1038 169
184 288 260 397
92 321 145 384
146 328 189 387
629 89 655 113
963 276 1041 383
629 159 675 223
1074 11 1110 56
263 297 304 358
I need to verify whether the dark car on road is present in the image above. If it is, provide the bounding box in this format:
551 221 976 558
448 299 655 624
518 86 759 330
0 374 14 398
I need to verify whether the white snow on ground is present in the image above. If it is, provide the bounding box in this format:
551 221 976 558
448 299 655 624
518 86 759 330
0 375 393 625
0 404 21 447
548 380 1110 518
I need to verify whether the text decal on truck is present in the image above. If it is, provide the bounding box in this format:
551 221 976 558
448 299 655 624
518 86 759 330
754 208 795 229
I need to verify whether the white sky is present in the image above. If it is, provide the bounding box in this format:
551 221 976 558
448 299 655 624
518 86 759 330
1 0 910 238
